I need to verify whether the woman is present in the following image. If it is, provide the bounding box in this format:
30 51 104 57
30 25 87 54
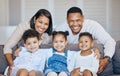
3 9 53 76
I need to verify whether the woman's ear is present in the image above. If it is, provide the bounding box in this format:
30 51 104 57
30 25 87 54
34 17 36 23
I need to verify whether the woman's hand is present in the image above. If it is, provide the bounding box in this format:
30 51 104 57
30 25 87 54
14 48 22 56
7 64 14 76
93 48 101 59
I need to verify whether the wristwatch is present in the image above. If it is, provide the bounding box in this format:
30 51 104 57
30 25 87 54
104 56 112 62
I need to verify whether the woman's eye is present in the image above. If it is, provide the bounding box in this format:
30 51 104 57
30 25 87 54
60 41 63 43
34 41 37 43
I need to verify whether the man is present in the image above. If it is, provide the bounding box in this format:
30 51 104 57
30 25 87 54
55 6 116 75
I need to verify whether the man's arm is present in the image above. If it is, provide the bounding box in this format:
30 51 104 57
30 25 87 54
90 20 116 73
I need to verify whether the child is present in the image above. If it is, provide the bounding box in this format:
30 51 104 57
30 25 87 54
44 31 75 76
71 32 99 76
9 29 46 76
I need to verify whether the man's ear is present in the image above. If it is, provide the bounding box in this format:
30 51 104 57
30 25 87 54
81 15 84 22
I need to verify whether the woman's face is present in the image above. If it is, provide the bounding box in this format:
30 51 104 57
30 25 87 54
34 16 50 35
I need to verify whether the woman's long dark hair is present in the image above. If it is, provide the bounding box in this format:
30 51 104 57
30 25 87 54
30 9 53 35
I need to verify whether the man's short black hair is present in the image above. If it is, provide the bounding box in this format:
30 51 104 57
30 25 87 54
67 6 83 18
22 29 40 43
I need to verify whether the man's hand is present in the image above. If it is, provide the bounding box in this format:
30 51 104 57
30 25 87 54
98 58 109 73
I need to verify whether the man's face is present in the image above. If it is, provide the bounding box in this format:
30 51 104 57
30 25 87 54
67 13 84 35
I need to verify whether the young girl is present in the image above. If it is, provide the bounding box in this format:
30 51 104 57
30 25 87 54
71 32 99 76
9 29 46 76
44 31 75 76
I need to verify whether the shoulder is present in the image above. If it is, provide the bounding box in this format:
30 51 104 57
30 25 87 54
41 33 52 44
17 20 31 29
67 50 79 57
39 48 53 55
20 47 27 52
84 19 101 27
41 33 50 38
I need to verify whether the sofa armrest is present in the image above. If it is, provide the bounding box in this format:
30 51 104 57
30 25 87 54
113 40 120 74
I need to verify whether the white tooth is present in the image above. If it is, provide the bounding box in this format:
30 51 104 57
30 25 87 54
73 27 79 30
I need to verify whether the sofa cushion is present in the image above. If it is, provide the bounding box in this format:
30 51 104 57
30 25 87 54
113 40 120 74
0 41 119 75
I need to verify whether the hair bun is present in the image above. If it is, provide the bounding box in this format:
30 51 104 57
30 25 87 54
65 31 69 36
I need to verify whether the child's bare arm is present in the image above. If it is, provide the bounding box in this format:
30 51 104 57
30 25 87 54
14 48 22 56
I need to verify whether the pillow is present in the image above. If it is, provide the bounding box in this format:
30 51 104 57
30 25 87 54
0 45 8 74
0 44 19 74
40 44 80 51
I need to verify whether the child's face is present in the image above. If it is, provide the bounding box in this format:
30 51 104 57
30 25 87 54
78 36 93 51
24 37 40 52
53 34 67 53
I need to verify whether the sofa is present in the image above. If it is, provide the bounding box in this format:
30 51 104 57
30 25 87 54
0 40 120 76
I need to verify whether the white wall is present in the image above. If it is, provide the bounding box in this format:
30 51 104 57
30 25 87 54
9 0 21 26
0 0 120 41
0 0 9 26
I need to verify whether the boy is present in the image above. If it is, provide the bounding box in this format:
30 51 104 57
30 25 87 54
71 32 99 76
9 29 45 76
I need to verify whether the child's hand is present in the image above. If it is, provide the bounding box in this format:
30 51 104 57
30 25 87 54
93 48 101 59
14 48 22 56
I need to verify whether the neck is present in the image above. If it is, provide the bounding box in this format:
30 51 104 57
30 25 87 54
80 49 92 56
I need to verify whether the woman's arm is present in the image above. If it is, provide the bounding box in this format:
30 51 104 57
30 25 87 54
14 48 22 56
3 21 30 54
3 21 30 74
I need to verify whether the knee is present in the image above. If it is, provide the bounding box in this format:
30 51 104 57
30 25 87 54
35 71 43 76
17 69 28 76
59 72 67 76
71 71 80 76
47 72 57 76
29 70 36 76
83 69 92 76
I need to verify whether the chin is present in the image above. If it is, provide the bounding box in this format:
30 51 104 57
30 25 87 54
73 32 79 35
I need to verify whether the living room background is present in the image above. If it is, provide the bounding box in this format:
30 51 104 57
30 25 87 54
0 0 120 41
